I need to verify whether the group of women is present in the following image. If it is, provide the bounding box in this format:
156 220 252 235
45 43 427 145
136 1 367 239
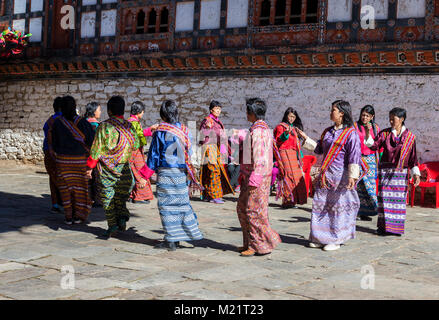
199 98 420 254
44 94 421 255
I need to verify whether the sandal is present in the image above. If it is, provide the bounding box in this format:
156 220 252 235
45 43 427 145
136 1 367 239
240 249 256 257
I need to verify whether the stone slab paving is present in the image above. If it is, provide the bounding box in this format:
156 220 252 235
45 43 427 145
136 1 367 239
0 164 438 300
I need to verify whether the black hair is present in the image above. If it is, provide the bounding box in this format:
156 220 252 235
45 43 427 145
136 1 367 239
131 101 145 116
107 95 125 116
160 100 179 124
61 95 77 121
84 102 100 118
53 97 63 113
209 100 222 111
246 98 267 120
332 100 354 128
358 105 377 136
281 107 304 131
389 107 407 126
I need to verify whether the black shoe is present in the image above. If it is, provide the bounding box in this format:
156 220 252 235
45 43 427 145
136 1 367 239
64 219 73 225
50 206 62 214
73 217 83 224
360 216 373 221
154 241 177 251
117 217 128 231
103 225 118 238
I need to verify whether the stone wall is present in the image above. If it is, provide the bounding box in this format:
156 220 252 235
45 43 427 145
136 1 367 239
0 75 438 164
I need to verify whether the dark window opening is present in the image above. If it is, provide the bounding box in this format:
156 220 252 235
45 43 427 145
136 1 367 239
290 0 302 24
147 9 157 33
274 0 286 25
136 10 145 34
259 0 271 26
305 0 318 23
124 11 133 35
159 7 169 33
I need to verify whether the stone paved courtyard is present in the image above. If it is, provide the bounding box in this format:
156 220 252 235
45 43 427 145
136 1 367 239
0 163 438 300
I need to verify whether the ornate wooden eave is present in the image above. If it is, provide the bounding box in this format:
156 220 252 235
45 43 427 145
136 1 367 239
2 42 439 81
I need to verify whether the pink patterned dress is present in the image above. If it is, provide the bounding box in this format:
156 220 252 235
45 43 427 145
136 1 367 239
236 120 281 254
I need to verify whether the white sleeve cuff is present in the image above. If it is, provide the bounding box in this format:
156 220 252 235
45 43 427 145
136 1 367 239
303 137 317 151
348 164 360 179
364 135 374 148
411 166 420 177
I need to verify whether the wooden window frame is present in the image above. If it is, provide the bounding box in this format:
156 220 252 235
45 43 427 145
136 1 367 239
257 0 319 26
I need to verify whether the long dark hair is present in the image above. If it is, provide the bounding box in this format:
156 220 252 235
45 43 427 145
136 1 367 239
84 102 99 118
281 107 303 131
160 100 179 124
357 105 377 136
61 96 77 121
332 100 354 128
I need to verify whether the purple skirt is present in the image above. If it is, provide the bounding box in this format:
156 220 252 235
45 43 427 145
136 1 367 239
309 166 360 245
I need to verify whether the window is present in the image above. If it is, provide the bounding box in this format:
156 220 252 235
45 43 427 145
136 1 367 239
305 0 318 23
259 0 271 26
101 9 117 37
291 0 318 24
137 10 145 34
226 0 249 28
13 0 26 14
31 0 44 12
397 0 426 19
327 0 352 22
81 11 96 38
160 8 169 33
29 17 42 42
147 9 157 33
259 0 318 26
175 2 195 32
200 0 221 30
275 0 286 25
124 11 134 35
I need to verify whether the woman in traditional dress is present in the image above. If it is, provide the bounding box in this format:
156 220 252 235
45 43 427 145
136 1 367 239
43 97 63 213
273 107 308 208
298 100 363 251
84 102 101 131
127 101 158 204
52 96 95 225
236 98 281 257
365 107 420 236
84 102 102 207
199 100 234 204
141 100 203 251
354 105 380 221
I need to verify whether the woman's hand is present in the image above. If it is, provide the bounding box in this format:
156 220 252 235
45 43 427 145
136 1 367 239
346 178 356 190
295 128 308 140
86 169 93 179
139 178 147 188
248 186 257 194
413 175 420 187
150 124 159 132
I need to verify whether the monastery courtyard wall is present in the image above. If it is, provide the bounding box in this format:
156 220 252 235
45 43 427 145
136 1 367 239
0 75 438 164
